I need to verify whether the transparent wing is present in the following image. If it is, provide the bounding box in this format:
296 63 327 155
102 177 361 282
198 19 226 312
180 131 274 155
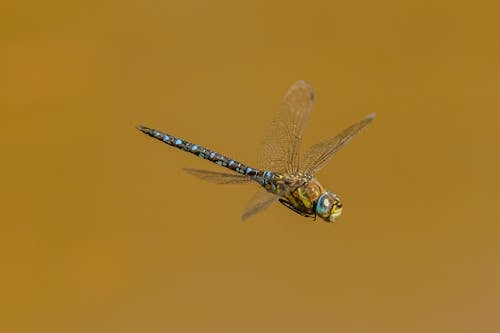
183 168 253 184
241 189 278 221
301 113 376 176
257 80 315 175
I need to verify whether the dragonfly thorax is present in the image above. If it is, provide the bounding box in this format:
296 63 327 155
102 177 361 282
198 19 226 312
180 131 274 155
295 178 323 208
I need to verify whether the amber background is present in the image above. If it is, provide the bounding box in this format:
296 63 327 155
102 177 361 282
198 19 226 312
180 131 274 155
1 0 499 332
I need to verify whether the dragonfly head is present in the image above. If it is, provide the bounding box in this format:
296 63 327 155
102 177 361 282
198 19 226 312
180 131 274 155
316 191 343 222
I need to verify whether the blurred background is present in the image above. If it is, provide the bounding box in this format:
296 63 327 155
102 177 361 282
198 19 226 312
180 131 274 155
1 0 499 332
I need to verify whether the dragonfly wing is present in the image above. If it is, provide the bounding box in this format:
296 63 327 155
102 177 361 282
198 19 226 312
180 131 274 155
241 189 278 221
301 113 375 176
183 168 253 184
257 80 314 174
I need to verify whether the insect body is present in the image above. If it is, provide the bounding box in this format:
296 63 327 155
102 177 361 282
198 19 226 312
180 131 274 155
137 80 374 222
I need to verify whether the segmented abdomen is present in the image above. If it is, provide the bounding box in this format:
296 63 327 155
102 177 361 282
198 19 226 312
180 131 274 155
137 125 264 177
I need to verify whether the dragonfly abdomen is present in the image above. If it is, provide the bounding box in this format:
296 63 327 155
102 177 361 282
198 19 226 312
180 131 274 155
137 125 260 177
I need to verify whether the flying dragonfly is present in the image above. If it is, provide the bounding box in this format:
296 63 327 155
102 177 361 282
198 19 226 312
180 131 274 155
137 80 375 222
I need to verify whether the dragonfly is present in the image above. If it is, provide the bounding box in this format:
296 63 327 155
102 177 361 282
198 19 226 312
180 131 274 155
137 80 375 222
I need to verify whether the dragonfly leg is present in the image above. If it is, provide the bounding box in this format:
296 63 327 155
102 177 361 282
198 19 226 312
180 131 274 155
278 199 316 219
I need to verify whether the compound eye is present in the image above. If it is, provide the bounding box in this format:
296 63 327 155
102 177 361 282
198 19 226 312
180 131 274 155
316 192 334 219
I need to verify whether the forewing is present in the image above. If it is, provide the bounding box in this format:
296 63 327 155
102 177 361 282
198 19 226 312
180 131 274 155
241 189 278 221
257 80 314 174
301 113 375 176
183 168 253 184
